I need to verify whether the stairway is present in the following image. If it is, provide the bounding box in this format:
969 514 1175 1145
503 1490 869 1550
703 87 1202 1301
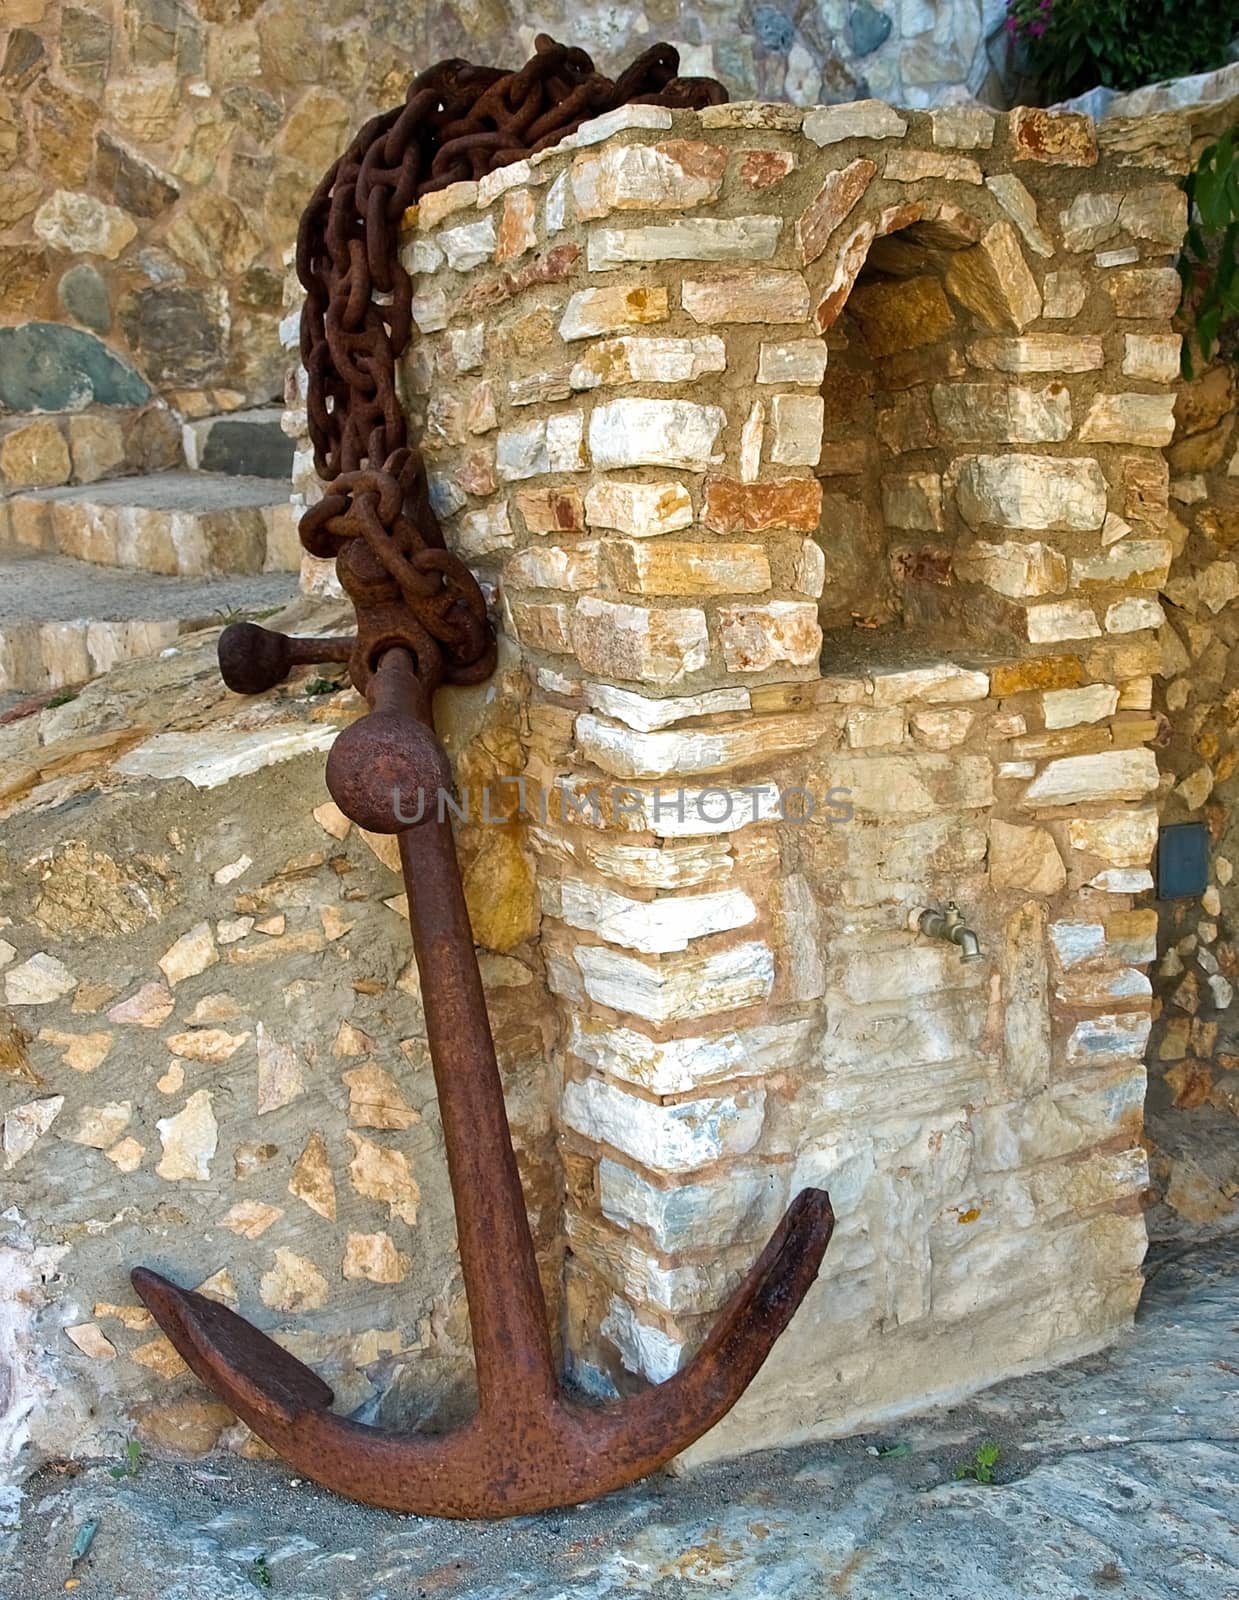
0 409 301 702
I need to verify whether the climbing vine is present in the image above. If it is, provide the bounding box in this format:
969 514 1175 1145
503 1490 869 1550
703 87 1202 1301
1179 128 1239 378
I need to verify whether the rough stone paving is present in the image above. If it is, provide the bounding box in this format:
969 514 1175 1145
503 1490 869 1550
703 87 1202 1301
0 89 1203 1491
5 1240 1236 1598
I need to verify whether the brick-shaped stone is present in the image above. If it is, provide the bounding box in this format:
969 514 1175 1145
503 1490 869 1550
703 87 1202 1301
570 335 725 390
931 382 1071 443
1078 393 1177 446
719 601 821 671
589 216 781 270
605 540 771 596
702 476 822 533
757 339 828 385
584 478 693 537
570 140 726 219
558 284 670 341
769 393 823 465
571 595 709 684
955 454 1107 531
681 269 810 324
588 398 725 472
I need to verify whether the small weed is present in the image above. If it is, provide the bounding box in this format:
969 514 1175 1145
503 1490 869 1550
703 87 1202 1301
954 1441 1000 1485
109 1440 142 1480
46 689 79 708
250 1553 273 1590
303 676 340 696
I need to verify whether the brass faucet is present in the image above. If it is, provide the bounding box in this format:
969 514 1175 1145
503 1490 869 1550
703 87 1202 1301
913 900 983 962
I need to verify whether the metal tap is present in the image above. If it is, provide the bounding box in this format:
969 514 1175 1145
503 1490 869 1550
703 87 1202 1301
913 900 983 962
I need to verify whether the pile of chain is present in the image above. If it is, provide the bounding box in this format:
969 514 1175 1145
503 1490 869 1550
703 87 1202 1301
294 35 727 692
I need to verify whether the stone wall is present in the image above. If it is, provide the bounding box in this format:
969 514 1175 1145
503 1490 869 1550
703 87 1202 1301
305 98 1175 1460
0 617 561 1476
1119 92 1239 1242
0 91 1203 1481
0 0 1009 491
1143 345 1239 1239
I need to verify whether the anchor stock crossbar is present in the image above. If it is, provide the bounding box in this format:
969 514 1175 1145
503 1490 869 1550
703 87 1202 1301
132 36 834 1519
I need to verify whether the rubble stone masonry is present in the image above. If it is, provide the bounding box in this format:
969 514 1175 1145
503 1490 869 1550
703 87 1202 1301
0 96 1200 1474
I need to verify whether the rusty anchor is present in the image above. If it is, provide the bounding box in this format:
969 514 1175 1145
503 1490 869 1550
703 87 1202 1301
131 36 834 1519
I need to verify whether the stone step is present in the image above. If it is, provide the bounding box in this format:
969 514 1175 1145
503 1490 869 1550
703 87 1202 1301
182 407 295 481
0 550 299 695
2 470 299 578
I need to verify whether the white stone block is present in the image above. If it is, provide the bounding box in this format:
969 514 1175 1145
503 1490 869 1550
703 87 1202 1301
803 100 907 145
1042 684 1119 728
438 214 497 271
574 710 822 779
495 413 585 480
544 876 757 953
583 682 749 731
569 335 726 390
561 1075 765 1171
569 1014 813 1094
570 142 724 219
583 478 693 536
588 216 781 271
1024 749 1159 806
600 1157 788 1252
600 1295 685 1382
757 340 828 385
955 453 1107 531
769 393 824 465
588 398 725 472
574 940 775 1023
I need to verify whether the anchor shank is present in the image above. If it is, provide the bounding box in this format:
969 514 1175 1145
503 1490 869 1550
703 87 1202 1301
379 656 558 1418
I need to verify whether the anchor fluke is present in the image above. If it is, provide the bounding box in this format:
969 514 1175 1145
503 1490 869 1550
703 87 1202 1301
132 1188 832 1519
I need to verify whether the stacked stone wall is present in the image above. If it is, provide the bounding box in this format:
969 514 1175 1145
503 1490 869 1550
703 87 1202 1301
350 98 1177 1454
0 91 1209 1475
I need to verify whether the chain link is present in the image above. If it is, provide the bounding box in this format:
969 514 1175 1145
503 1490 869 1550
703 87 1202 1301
295 35 727 690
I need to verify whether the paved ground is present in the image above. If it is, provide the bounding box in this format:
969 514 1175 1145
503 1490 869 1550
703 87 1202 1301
0 552 296 625
6 1238 1237 1600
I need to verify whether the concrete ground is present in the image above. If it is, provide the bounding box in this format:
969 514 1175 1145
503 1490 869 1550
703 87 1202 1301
0 551 296 625
6 1238 1237 1600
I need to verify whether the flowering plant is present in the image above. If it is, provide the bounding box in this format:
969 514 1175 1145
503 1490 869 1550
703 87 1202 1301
1005 0 1238 102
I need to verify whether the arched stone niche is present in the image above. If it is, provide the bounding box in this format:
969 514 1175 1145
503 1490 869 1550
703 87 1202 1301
301 97 1184 1459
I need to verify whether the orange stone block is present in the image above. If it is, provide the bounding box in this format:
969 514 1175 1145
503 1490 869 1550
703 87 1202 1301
1010 107 1098 167
990 655 1085 696
702 476 822 533
514 486 585 534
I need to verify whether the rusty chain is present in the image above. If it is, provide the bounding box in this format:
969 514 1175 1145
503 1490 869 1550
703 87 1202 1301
294 34 727 695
